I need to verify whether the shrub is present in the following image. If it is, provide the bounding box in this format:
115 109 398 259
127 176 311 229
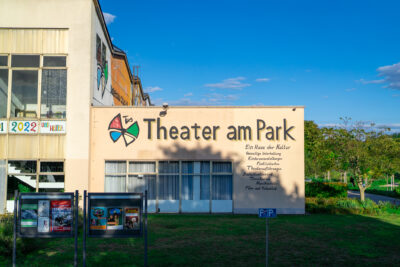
306 197 400 215
305 182 348 198
0 214 41 257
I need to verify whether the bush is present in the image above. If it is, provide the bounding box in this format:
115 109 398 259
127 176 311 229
0 214 41 257
305 182 348 198
306 197 400 215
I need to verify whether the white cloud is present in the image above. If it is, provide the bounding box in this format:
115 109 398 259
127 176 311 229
153 92 240 106
255 78 270 82
145 86 163 93
358 62 400 90
103 12 116 25
357 78 385 85
204 77 250 90
376 62 400 90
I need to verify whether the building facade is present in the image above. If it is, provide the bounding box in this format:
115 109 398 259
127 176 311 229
89 106 305 214
0 0 149 213
0 0 304 215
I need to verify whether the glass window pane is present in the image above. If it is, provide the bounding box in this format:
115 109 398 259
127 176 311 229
182 175 193 200
212 175 232 200
200 175 210 200
105 161 126 174
40 162 64 173
11 55 40 67
0 69 8 118
41 69 67 119
0 56 7 66
43 56 66 67
105 175 125 192
212 162 232 173
129 162 155 173
11 70 38 118
200 162 210 174
7 175 36 200
145 175 157 200
127 175 145 193
128 175 157 200
39 175 64 183
181 161 193 174
159 161 179 173
158 175 179 200
8 160 36 173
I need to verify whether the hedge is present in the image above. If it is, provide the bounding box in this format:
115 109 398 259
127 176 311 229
305 182 348 198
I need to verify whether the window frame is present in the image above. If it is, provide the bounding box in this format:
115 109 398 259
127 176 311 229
1 53 67 120
104 160 234 209
5 159 65 200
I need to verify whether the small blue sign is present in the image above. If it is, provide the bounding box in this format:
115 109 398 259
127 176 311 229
259 208 277 218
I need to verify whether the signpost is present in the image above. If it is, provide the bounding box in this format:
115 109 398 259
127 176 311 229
259 208 277 267
83 191 148 266
13 190 79 266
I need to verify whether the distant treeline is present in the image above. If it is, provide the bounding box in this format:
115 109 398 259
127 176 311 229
305 119 400 200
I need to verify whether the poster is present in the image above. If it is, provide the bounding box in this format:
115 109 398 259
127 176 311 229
125 208 140 230
107 208 123 230
38 200 50 217
21 204 38 227
50 200 72 232
90 207 107 230
38 217 50 233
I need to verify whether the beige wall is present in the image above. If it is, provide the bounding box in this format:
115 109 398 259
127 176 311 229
90 106 305 214
0 0 94 195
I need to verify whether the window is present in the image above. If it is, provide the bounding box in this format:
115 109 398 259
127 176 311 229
0 55 8 66
2 54 67 119
11 70 38 117
6 160 64 200
181 161 210 200
0 68 8 118
212 162 233 200
104 161 157 199
105 161 126 192
11 55 40 68
158 161 179 200
41 69 67 118
104 160 233 202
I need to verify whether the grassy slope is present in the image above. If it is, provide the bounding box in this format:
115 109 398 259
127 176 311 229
1 214 400 266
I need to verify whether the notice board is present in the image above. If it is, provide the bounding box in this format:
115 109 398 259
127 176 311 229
87 193 143 237
18 193 74 238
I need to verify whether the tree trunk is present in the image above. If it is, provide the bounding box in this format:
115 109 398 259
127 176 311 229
386 175 389 191
360 188 366 201
327 170 330 181
392 174 395 191
344 172 347 184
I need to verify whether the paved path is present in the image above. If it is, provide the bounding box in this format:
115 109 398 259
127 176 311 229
348 191 400 205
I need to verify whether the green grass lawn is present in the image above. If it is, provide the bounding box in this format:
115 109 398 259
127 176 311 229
1 214 400 266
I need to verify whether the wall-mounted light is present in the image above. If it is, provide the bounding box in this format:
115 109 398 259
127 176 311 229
160 102 169 117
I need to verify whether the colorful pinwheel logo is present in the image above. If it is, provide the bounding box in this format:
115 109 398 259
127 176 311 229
108 114 139 146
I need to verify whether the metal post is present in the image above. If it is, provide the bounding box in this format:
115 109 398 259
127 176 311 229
144 190 148 267
12 190 18 267
74 190 78 267
266 218 269 267
83 190 87 267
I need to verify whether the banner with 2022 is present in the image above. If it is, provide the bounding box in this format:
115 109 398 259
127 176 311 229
0 120 66 134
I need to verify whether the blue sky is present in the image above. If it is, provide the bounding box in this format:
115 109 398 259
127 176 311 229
100 0 400 131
